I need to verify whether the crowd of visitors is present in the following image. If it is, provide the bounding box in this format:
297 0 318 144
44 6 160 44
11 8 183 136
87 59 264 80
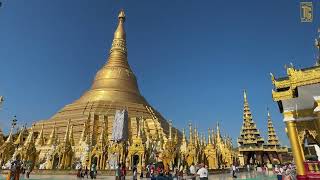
246 162 297 180
4 160 33 180
76 163 99 179
4 159 296 180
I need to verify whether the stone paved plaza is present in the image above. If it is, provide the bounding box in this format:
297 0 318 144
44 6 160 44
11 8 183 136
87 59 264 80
0 171 277 180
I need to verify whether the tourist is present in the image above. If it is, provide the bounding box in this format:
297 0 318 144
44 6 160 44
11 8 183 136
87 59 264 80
246 164 250 172
84 166 89 179
115 163 121 180
25 163 32 179
132 166 137 180
7 162 15 180
90 164 97 179
189 163 196 180
76 163 82 178
14 160 22 180
231 163 237 178
150 164 156 180
120 164 126 180
196 163 208 180
274 165 283 180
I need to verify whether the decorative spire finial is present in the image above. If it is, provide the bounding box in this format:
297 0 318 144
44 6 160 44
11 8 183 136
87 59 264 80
118 9 126 22
208 128 212 144
189 122 193 144
168 120 172 140
113 9 126 40
243 89 247 102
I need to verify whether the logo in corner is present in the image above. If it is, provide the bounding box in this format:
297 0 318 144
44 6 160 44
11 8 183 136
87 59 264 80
300 2 313 22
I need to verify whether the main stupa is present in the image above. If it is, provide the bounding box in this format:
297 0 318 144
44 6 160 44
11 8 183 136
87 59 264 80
33 10 175 146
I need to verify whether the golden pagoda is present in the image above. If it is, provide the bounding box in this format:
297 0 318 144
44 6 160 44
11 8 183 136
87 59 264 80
262 110 287 163
0 10 239 172
238 90 264 165
270 31 320 179
266 110 280 146
0 10 182 171
238 90 287 166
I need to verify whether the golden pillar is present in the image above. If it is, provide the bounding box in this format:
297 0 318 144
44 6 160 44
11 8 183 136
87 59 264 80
313 97 320 141
286 121 305 176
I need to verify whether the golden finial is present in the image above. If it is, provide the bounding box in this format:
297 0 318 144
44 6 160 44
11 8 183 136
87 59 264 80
208 128 212 144
188 121 193 144
118 9 126 22
243 89 247 101
113 9 126 40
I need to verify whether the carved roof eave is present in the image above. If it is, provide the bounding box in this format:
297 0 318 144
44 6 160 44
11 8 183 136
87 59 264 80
271 66 320 101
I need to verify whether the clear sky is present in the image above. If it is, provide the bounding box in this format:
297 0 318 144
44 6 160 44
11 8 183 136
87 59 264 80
0 0 319 146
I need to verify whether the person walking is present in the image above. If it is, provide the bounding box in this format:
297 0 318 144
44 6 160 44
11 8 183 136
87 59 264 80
196 163 208 180
231 164 237 178
132 166 137 180
189 163 196 180
90 164 97 179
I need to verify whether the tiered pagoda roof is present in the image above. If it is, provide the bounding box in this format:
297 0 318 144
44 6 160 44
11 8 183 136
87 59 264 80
238 90 264 149
266 110 280 146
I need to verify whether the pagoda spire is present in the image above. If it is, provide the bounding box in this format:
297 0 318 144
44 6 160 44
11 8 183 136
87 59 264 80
182 128 186 143
202 133 206 146
194 127 198 146
24 125 35 146
5 128 13 143
69 124 74 146
79 121 88 143
63 120 71 144
174 129 178 144
168 120 172 140
211 128 215 145
137 119 141 138
238 90 264 146
47 122 57 145
267 109 280 146
97 119 106 147
77 9 147 104
14 128 25 146
35 124 44 146
216 122 222 144
200 133 203 146
188 122 193 144
0 128 4 145
208 128 212 144
107 9 129 68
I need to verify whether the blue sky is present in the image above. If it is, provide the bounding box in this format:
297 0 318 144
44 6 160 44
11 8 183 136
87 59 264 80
0 0 319 146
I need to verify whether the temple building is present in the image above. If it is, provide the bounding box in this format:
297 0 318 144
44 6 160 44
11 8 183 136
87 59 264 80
270 32 320 179
0 10 181 172
238 90 287 166
0 10 236 172
181 122 235 169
